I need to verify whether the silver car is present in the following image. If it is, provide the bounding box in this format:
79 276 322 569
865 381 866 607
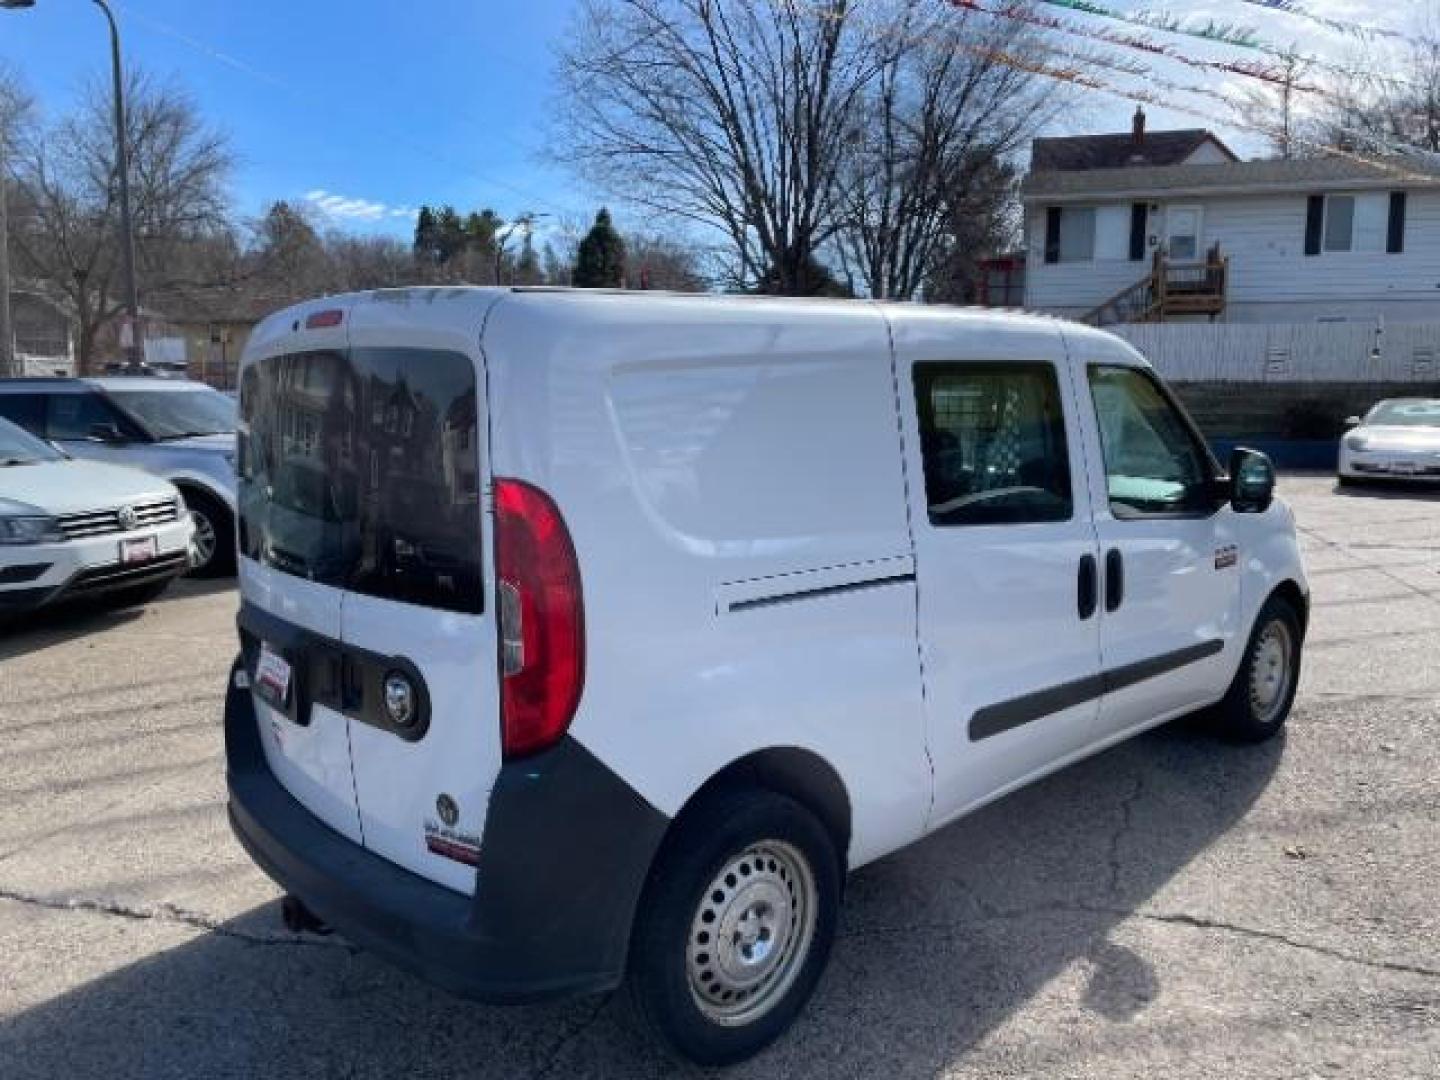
0 377 237 575
1338 398 1440 485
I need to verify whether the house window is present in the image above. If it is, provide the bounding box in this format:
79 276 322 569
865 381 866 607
1324 195 1355 252
1058 208 1095 262
1045 207 1096 263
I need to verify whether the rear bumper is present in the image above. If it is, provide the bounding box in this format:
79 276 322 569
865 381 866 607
225 659 669 1003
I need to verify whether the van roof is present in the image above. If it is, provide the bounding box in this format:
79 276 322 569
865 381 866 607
263 284 1082 336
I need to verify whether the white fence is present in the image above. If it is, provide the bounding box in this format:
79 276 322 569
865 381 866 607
1111 321 1440 383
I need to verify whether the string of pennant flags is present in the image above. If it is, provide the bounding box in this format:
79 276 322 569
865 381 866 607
1031 0 1424 92
781 0 1440 186
933 1 1438 168
1231 0 1409 45
953 0 1328 94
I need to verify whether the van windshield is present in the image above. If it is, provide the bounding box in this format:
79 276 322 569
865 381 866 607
238 347 483 614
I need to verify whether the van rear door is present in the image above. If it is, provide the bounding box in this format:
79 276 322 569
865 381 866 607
237 307 362 844
340 295 501 894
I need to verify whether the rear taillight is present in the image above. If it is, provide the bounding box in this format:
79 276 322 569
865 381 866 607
494 478 585 759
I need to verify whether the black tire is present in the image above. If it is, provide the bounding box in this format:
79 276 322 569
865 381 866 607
1209 594 1303 743
626 788 841 1067
107 578 174 610
1336 474 1357 489
182 489 236 578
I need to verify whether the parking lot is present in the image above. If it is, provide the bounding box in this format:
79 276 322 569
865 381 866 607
0 474 1436 1079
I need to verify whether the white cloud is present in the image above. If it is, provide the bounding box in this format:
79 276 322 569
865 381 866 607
304 189 416 224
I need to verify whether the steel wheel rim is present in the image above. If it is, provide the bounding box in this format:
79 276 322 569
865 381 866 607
1249 619 1294 725
687 840 817 1027
190 509 217 568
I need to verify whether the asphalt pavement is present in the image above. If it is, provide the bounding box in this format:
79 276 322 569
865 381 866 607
1 475 1437 1079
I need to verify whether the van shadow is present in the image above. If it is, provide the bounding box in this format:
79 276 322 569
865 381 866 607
0 721 1282 1079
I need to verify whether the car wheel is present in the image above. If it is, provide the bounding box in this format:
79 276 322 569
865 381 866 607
183 490 236 578
1337 474 1357 489
1209 595 1302 743
626 788 841 1067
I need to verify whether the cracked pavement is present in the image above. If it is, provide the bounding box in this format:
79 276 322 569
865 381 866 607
1 475 1437 1079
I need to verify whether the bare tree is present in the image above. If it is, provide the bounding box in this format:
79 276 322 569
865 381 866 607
1317 5 1440 155
1235 51 1315 161
8 72 232 371
555 0 881 294
627 232 712 291
831 1 1059 299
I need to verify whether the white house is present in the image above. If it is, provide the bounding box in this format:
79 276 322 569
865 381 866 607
1021 111 1440 325
10 289 76 376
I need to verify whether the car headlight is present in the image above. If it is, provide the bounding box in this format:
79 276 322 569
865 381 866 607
0 515 64 545
1344 433 1370 451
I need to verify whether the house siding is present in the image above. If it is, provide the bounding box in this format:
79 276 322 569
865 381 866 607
1024 190 1440 323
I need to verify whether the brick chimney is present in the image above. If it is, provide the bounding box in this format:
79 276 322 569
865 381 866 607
1132 106 1146 147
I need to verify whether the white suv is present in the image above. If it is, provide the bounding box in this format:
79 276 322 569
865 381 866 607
226 290 1308 1065
0 417 195 616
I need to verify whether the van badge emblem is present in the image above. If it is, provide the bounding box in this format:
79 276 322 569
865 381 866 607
1214 545 1239 570
118 504 139 530
436 794 459 827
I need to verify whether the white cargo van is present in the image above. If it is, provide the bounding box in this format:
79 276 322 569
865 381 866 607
226 289 1308 1065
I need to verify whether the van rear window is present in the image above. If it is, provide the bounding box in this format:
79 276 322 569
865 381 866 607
238 347 483 614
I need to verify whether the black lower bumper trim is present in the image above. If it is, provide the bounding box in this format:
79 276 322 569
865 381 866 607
225 657 669 1003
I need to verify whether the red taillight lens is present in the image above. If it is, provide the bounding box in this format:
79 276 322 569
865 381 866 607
494 478 585 759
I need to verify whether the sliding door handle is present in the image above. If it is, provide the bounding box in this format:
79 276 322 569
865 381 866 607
1105 548 1125 612
1078 554 1098 620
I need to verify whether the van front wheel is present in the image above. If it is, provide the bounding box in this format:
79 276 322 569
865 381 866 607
1210 595 1302 742
626 789 840 1066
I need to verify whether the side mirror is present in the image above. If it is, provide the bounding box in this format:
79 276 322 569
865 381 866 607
88 422 127 443
1344 415 1363 428
1229 447 1276 514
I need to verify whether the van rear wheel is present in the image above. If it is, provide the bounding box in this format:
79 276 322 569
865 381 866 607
626 789 840 1066
1209 594 1302 743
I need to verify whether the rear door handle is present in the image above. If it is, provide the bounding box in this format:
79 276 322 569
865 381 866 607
1105 549 1124 612
1078 554 1098 620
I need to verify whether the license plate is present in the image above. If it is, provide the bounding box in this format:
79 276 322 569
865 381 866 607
119 535 158 564
255 645 293 709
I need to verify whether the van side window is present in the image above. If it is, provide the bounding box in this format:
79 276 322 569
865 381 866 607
1088 365 1214 518
914 362 1073 527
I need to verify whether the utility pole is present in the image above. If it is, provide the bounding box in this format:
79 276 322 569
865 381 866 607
95 0 142 368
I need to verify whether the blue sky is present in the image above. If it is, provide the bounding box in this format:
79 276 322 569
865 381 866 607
0 1 1416 241
1 0 591 237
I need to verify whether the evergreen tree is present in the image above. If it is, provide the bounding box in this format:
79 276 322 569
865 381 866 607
413 205 438 262
573 208 626 288
434 206 466 265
